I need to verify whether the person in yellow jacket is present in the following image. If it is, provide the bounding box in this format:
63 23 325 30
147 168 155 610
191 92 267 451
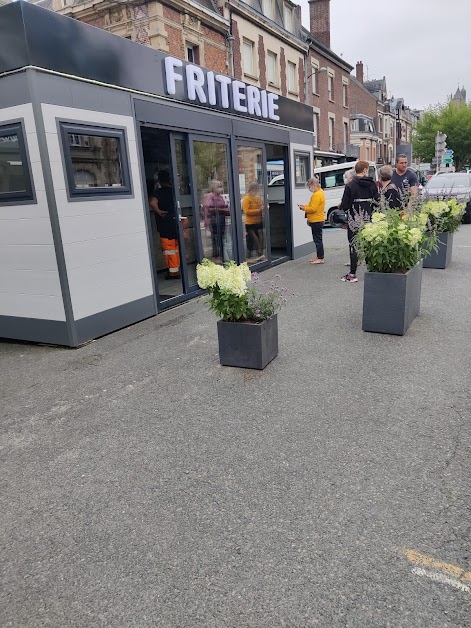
242 181 265 261
299 176 326 264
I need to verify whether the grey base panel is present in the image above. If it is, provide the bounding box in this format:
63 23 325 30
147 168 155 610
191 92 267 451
0 316 69 346
74 294 156 347
293 240 316 260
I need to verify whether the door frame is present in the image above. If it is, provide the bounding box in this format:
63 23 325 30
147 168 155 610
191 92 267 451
188 133 237 264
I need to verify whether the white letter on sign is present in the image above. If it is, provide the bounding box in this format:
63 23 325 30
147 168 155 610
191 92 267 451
267 93 280 121
215 75 232 109
164 57 183 95
186 65 207 104
232 81 248 113
246 86 262 116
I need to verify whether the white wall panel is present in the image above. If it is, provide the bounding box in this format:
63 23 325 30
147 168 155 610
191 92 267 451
0 104 64 321
67 254 151 297
0 244 58 272
72 275 153 321
0 269 62 297
59 211 146 244
63 232 150 269
0 218 56 246
41 103 153 321
0 293 66 320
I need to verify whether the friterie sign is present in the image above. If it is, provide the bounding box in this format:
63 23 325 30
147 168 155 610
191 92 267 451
164 57 280 122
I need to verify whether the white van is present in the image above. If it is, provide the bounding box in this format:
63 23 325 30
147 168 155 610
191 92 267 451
314 161 378 223
268 161 378 223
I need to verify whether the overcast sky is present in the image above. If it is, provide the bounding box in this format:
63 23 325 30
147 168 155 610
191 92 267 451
298 0 471 110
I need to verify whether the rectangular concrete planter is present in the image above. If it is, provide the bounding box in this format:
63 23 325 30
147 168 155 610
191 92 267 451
217 315 278 369
423 232 453 269
362 262 422 336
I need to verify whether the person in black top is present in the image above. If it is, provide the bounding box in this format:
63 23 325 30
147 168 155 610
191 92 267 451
148 170 181 280
339 160 380 283
379 165 402 210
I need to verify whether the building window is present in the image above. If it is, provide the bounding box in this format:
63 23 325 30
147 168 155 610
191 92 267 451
343 121 348 149
186 43 200 65
294 152 310 187
287 61 297 94
0 122 34 203
313 112 319 147
342 83 348 107
329 117 334 150
243 39 255 76
328 74 334 101
283 4 294 32
311 64 318 94
267 51 277 86
263 0 275 20
60 124 131 198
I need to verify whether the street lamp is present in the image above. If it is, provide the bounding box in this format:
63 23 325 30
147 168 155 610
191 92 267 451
307 66 328 80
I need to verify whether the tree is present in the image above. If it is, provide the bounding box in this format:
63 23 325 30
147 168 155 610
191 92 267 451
413 103 471 171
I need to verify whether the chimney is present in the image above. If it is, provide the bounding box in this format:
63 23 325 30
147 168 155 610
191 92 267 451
309 0 330 49
356 61 364 84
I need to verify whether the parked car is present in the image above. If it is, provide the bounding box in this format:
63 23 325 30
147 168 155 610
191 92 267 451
423 172 471 223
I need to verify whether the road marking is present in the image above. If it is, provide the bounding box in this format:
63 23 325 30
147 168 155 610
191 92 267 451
412 568 471 594
404 548 471 582
403 549 471 594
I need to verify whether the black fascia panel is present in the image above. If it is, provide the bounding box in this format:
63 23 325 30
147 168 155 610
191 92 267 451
0 1 313 133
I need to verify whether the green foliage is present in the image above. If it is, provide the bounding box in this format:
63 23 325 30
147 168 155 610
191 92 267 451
413 103 471 170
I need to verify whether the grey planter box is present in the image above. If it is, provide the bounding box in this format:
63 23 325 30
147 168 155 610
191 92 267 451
362 262 422 335
423 232 453 269
217 315 278 369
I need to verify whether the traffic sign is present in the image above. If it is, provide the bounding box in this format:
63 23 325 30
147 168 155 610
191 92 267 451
444 157 453 163
445 149 454 155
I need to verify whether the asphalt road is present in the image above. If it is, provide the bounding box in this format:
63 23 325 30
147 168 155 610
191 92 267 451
1 226 470 627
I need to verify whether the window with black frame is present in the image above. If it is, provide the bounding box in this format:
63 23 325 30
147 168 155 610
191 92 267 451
60 124 131 198
0 123 34 203
294 152 310 187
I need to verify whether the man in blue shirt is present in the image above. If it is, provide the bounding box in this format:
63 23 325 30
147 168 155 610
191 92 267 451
391 154 418 201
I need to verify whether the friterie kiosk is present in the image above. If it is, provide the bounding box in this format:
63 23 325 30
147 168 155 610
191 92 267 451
0 1 316 346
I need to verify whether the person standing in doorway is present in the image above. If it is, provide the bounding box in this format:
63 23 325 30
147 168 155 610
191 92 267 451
203 180 229 262
339 160 379 282
299 176 326 265
148 170 181 280
391 154 418 201
242 181 265 262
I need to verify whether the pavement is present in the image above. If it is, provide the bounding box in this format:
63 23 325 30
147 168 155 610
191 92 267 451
1 226 470 627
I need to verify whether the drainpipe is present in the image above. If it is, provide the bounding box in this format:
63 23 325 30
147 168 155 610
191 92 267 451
227 13 234 77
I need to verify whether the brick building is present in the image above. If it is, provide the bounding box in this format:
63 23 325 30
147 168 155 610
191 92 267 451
348 62 379 163
54 0 229 75
305 0 356 165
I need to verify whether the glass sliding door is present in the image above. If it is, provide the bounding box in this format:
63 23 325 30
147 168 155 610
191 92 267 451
237 144 268 266
266 144 290 262
191 138 234 265
170 136 199 291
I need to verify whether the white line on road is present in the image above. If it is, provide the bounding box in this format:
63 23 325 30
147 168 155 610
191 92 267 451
412 567 471 594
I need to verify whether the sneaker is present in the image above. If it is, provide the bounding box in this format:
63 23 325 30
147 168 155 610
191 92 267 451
341 273 358 282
